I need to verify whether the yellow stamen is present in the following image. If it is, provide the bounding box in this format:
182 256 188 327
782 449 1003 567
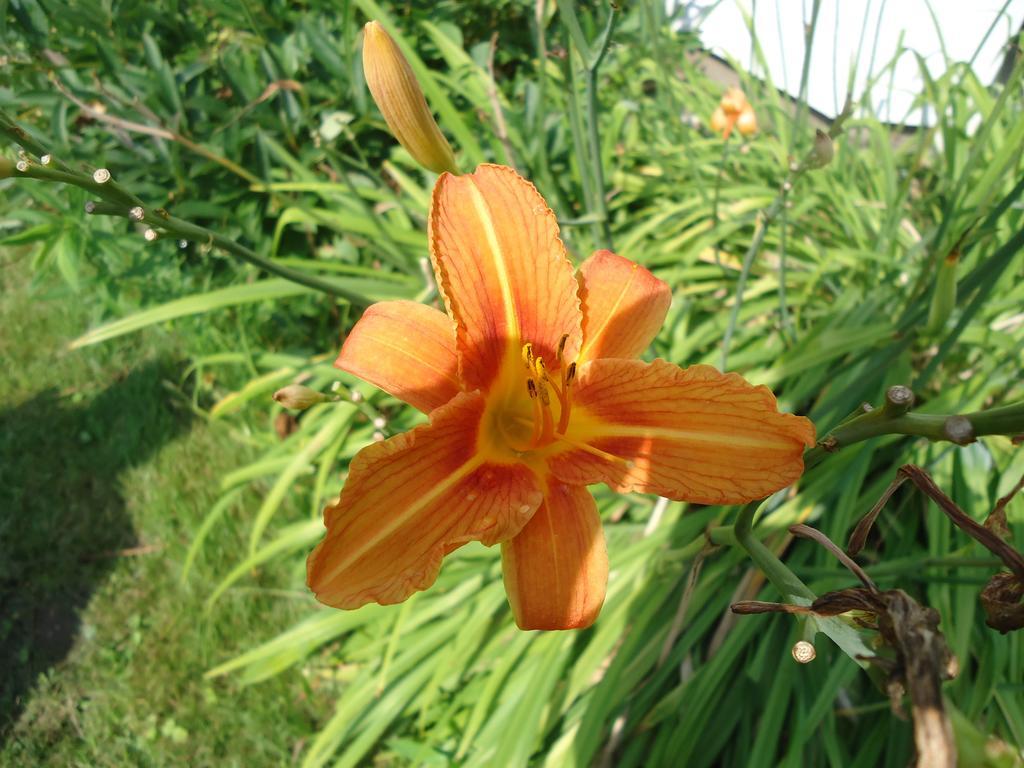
515 336 579 450
555 380 572 435
526 378 543 447
534 356 548 382
554 433 634 468
535 376 550 407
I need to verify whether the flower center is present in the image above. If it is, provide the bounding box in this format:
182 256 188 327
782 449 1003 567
490 333 577 455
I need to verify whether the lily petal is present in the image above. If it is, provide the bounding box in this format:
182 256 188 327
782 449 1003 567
336 300 460 414
551 359 815 504
429 164 582 392
501 479 607 630
308 392 544 609
577 250 672 362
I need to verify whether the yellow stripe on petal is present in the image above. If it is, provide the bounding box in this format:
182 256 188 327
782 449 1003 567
428 164 582 393
550 359 815 504
465 175 520 344
307 392 543 609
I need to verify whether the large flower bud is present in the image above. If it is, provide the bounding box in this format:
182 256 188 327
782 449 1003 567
362 21 457 175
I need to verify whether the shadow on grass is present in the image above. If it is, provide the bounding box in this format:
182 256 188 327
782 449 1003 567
0 360 191 740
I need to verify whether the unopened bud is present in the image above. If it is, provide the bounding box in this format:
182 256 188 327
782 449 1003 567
736 107 758 136
711 88 756 140
40 154 52 166
362 21 457 175
93 168 111 184
16 159 29 173
273 384 330 410
372 430 386 442
710 106 728 136
720 87 747 114
129 206 145 222
372 416 387 429
807 129 834 169
143 228 159 241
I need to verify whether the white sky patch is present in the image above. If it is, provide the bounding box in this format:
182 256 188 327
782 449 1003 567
676 0 1023 125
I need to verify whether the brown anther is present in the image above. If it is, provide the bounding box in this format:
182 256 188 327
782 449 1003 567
556 333 569 362
526 379 538 398
565 362 577 385
522 343 535 370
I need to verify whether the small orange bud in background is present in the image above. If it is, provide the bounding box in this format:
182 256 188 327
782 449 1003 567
736 107 758 136
710 106 728 136
710 87 757 139
362 21 458 175
720 87 747 114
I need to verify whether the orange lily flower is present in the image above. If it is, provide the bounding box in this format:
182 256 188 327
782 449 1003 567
711 87 758 139
307 164 814 630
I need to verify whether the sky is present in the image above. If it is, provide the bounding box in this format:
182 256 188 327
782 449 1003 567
679 0 1023 125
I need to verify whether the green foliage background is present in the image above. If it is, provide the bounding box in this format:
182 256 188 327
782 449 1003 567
1 0 1023 765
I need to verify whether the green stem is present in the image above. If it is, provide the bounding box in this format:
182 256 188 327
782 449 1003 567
583 66 612 248
711 140 731 267
719 178 796 370
7 157 364 303
732 502 816 602
788 0 823 158
557 0 617 250
528 0 572 219
156 212 368 302
563 53 596 246
719 96 855 371
778 192 793 341
554 0 592 62
806 394 1024 470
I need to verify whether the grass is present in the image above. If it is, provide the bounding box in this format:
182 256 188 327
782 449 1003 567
0 262 324 766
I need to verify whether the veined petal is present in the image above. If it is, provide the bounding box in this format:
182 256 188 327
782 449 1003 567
551 359 815 504
308 392 544 609
336 300 460 414
429 164 582 392
501 479 607 630
577 250 672 362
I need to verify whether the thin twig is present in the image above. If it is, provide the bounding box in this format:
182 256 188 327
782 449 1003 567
51 74 262 185
486 33 517 168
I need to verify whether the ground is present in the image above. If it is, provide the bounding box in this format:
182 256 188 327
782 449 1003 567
0 259 320 766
